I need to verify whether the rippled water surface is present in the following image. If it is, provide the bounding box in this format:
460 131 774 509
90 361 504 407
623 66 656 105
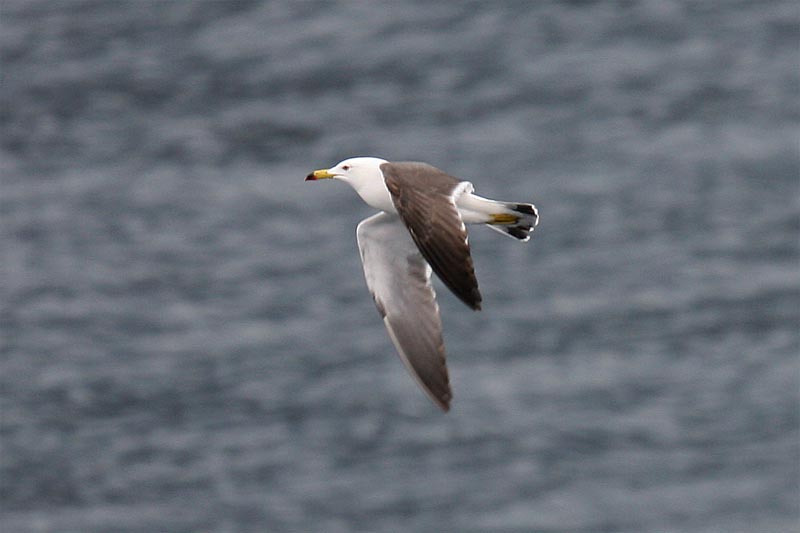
2 1 799 532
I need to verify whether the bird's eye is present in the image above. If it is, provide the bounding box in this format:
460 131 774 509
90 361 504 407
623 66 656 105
342 165 350 171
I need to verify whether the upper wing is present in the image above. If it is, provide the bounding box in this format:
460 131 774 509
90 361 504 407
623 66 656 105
380 162 482 310
356 212 452 411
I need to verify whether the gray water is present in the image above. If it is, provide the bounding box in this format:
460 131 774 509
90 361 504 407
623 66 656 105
2 1 799 532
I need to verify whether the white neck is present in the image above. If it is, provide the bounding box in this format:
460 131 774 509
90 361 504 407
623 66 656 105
350 175 396 214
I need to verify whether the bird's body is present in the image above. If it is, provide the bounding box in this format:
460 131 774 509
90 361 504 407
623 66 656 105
306 157 538 411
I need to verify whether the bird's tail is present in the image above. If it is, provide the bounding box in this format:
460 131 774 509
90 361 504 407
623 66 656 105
456 192 539 241
485 201 539 241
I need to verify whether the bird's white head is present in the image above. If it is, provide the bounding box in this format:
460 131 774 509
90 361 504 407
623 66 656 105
306 157 387 185
306 157 395 212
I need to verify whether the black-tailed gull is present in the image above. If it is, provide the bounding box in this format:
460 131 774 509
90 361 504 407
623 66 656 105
306 157 538 411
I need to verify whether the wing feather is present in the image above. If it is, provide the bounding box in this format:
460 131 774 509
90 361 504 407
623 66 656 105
356 213 452 411
380 162 482 310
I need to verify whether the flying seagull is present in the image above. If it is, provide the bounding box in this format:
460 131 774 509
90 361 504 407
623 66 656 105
306 157 538 411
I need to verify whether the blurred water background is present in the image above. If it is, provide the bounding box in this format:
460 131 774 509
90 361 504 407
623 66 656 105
2 1 799 532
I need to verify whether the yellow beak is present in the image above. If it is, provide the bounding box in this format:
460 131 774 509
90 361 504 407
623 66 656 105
305 169 334 181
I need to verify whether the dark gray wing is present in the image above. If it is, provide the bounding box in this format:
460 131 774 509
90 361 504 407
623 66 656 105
380 162 482 310
356 212 452 411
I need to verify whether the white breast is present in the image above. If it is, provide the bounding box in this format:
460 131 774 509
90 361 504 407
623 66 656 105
353 176 397 214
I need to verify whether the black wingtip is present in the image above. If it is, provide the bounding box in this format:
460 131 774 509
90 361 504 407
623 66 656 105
438 390 452 412
461 295 482 311
454 287 482 311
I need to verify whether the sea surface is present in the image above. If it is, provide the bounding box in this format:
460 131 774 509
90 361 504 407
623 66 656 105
2 1 799 532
